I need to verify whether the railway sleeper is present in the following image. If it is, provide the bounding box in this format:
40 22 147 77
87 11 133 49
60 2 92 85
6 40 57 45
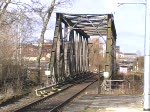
35 90 52 97
51 87 61 92
35 88 61 97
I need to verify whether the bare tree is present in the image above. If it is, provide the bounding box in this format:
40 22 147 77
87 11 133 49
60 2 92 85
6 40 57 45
0 0 37 98
0 0 73 89
0 0 11 18
29 0 72 83
89 38 105 72
33 0 56 83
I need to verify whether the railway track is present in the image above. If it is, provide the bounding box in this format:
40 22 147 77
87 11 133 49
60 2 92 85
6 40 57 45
13 74 98 112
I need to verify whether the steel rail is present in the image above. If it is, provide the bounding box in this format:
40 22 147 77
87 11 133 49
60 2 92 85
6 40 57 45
49 78 98 112
13 73 97 112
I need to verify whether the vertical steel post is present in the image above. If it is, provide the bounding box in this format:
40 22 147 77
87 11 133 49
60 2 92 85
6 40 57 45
72 31 76 74
67 29 71 77
77 33 80 73
75 32 78 73
87 38 89 72
49 13 61 84
81 36 83 72
59 23 63 81
105 15 112 78
85 37 88 72
82 37 86 72
55 22 62 82
56 30 60 82
79 35 83 73
111 30 116 78
114 37 117 76
79 34 82 73
69 30 74 76
64 24 68 77
144 0 150 110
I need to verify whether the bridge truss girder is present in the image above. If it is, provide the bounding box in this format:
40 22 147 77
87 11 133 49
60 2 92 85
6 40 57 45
105 15 117 79
49 13 117 83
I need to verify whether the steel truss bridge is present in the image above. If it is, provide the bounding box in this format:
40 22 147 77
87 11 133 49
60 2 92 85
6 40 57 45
48 13 117 83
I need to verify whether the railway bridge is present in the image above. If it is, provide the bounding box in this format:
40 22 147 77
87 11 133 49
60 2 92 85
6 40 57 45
4 13 145 112
48 13 117 84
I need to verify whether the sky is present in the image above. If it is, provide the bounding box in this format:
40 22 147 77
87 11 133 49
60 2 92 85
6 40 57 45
53 0 145 55
14 0 146 55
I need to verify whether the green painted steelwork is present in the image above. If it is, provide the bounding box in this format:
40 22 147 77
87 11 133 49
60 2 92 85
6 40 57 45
49 13 117 84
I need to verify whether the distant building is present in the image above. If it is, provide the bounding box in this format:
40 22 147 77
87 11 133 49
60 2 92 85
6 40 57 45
123 53 137 62
21 42 53 83
116 49 138 74
116 46 120 52
22 44 38 61
116 46 122 60
21 43 52 67
120 66 128 74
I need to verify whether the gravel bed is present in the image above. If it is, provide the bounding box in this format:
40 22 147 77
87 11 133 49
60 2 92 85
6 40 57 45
0 91 41 112
0 74 96 112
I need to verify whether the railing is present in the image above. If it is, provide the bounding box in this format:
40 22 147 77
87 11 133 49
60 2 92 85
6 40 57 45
100 80 131 94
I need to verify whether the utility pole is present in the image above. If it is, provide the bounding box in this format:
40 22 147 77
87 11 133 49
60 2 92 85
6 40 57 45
144 0 150 111
112 0 149 110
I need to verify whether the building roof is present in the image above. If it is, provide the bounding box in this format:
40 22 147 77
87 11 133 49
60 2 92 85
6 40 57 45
124 53 137 55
